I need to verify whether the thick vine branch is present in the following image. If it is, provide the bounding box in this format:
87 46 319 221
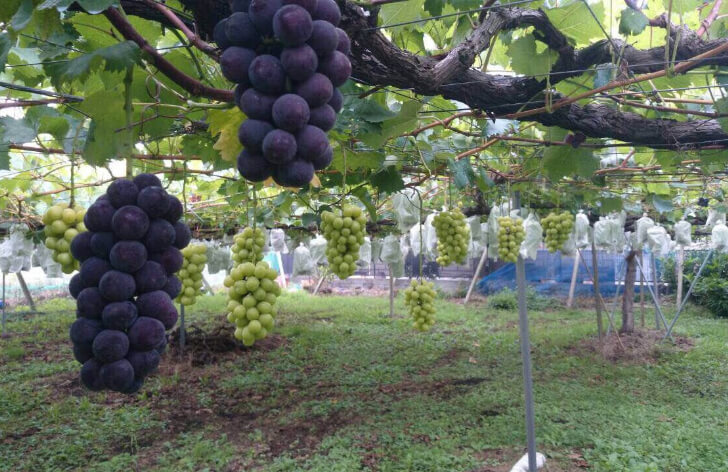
103 7 233 102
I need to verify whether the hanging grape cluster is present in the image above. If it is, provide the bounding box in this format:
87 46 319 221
404 280 436 331
225 260 281 346
214 0 351 187
321 204 366 279
231 226 266 265
497 216 524 263
43 203 87 274
433 209 469 266
542 211 573 253
68 174 190 394
177 244 208 306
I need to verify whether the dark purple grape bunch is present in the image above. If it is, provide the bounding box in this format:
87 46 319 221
68 174 192 394
215 0 351 187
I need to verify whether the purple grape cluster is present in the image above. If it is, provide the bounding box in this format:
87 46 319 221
215 0 351 187
68 174 191 394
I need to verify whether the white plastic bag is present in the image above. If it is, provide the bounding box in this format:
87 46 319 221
292 243 315 276
380 235 404 277
705 209 726 229
205 242 231 274
269 228 288 254
574 211 590 249
466 216 484 259
33 244 63 278
712 223 728 253
674 220 692 246
0 225 34 274
392 189 421 232
519 212 542 261
635 213 654 249
309 235 328 266
593 216 623 252
646 225 673 257
487 203 506 259
357 237 371 268
509 452 547 472
423 213 438 260
561 232 576 256
409 223 426 257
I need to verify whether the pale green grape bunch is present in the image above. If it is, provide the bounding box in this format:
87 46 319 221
231 227 266 264
43 202 87 274
433 209 469 266
224 260 281 346
404 279 436 331
542 211 573 253
177 244 207 306
497 216 524 263
321 204 366 279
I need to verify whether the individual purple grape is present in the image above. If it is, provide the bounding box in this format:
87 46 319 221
136 291 178 330
296 125 329 161
162 275 182 299
311 145 333 170
273 5 313 46
318 51 351 87
109 241 147 273
70 318 102 348
213 19 231 49
112 205 150 240
102 301 138 331
132 173 162 190
143 219 176 253
84 199 115 232
69 273 87 299
220 46 257 85
76 287 106 319
225 12 260 48
307 20 337 56
274 159 315 187
272 94 310 131
90 232 116 259
107 178 139 208
98 270 136 302
163 195 183 223
312 0 340 25
294 73 333 107
280 44 318 81
73 343 93 364
240 88 276 121
249 54 287 95
262 129 297 164
336 28 350 55
149 246 184 274
80 358 105 391
126 350 160 379
128 317 166 351
173 221 191 249
328 88 343 112
134 261 168 294
99 359 135 392
249 0 283 35
92 329 130 363
308 104 336 131
137 186 170 219
80 257 112 287
237 150 274 182
238 119 274 154
283 0 317 13
70 231 94 262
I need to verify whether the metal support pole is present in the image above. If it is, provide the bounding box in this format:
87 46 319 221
1 272 6 335
578 250 619 335
388 266 395 317
590 242 603 339
313 267 328 295
566 253 579 308
676 246 684 308
514 192 537 472
664 250 713 340
464 244 488 304
201 275 214 294
179 304 186 356
635 258 671 337
651 252 660 329
16 272 36 312
639 252 645 328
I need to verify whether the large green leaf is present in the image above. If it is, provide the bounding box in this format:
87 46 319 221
507 34 557 77
0 33 10 72
78 89 127 165
10 0 34 30
370 166 405 193
45 41 140 86
542 145 599 180
380 0 422 26
619 8 649 36
447 157 474 189
545 1 605 45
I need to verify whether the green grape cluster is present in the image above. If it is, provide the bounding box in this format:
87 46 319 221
224 260 280 346
404 280 436 331
433 209 469 266
321 204 366 279
542 211 573 252
497 216 524 263
43 203 87 273
232 227 266 264
177 244 207 306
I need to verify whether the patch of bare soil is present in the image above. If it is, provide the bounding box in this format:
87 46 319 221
570 330 693 364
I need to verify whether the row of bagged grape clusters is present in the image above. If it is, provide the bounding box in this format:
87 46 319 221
68 174 191 393
215 0 351 186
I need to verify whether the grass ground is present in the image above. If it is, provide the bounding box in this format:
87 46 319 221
1 291 728 471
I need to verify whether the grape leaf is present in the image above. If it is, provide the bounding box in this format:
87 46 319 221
507 35 557 76
45 41 141 86
593 63 615 88
370 166 405 193
662 0 700 15
0 33 10 72
0 117 36 144
354 100 397 123
715 98 728 132
619 8 649 35
447 157 474 189
542 145 598 180
10 0 34 31
424 0 443 16
209 108 245 162
77 89 127 165
380 0 422 26
650 194 674 213
545 1 604 45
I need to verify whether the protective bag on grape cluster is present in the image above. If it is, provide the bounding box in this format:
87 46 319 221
357 237 371 268
269 228 288 254
0 224 33 273
711 223 728 253
32 244 63 278
292 243 315 276
574 211 590 249
409 223 425 257
371 238 383 264
205 242 231 274
466 216 486 259
381 235 404 277
519 212 542 261
705 208 726 229
392 189 421 232
634 213 654 249
646 225 673 257
560 232 576 256
593 216 623 252
308 235 328 266
674 220 692 246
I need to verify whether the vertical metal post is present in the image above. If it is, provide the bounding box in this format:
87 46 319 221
566 254 579 308
639 251 645 328
651 252 659 329
676 246 684 308
16 272 36 312
465 244 488 304
664 249 713 340
1 272 6 334
590 241 603 339
179 304 186 356
514 192 537 472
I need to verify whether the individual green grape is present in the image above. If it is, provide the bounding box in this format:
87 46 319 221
497 216 524 263
542 211 573 253
433 209 469 266
225 259 281 346
43 202 86 274
177 244 208 306
320 204 366 279
404 279 436 331
231 226 266 264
